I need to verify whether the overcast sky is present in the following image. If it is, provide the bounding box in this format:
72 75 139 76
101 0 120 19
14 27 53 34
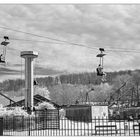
0 4 140 81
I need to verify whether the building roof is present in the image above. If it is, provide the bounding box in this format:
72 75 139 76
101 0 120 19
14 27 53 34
6 94 60 108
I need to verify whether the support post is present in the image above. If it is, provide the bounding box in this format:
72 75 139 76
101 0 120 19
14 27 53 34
139 123 140 136
138 115 140 136
0 117 3 136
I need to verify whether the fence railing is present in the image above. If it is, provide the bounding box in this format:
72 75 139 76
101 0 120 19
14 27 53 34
1 115 140 136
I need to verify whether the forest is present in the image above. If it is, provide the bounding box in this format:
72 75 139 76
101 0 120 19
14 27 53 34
0 69 140 106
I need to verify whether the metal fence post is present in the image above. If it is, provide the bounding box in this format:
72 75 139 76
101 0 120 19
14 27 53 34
139 123 140 136
138 115 140 136
28 117 30 136
0 117 3 136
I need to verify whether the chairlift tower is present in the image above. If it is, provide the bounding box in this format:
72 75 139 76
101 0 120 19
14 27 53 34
20 51 38 112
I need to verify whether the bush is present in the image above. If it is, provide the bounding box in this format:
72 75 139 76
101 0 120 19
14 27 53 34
59 109 66 118
36 102 55 110
0 107 35 131
35 102 59 122
0 107 30 117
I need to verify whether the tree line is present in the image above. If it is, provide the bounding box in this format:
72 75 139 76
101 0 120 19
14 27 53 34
0 69 136 92
1 69 140 106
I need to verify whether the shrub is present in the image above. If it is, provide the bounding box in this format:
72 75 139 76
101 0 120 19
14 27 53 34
36 102 55 110
0 107 35 131
0 107 30 117
59 109 66 118
35 102 59 122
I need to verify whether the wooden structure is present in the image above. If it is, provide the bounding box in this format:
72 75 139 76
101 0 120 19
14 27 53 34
0 92 20 106
6 94 60 108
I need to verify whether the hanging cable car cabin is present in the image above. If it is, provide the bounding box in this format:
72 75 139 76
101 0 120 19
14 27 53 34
0 36 9 63
96 48 106 76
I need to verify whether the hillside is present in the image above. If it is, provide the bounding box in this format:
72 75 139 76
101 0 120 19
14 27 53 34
0 69 140 106
0 69 135 91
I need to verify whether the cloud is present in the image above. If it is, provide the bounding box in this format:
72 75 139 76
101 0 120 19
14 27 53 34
0 4 140 80
35 65 65 75
0 67 20 75
0 63 65 81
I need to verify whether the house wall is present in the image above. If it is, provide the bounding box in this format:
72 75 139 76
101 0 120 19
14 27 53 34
65 105 92 122
91 105 108 118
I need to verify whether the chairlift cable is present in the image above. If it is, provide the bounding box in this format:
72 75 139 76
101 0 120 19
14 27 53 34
3 25 140 54
0 26 96 49
3 35 140 54
34 57 38 87
1 25 140 54
21 57 23 101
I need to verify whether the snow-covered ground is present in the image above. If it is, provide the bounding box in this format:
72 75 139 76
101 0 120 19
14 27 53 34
3 119 140 136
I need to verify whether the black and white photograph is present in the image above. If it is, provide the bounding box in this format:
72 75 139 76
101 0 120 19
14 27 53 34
0 2 140 137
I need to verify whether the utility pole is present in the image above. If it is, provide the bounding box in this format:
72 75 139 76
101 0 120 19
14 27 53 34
136 82 140 106
131 87 134 106
85 88 94 104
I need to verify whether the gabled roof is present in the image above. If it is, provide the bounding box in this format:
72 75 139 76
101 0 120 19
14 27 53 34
6 94 60 108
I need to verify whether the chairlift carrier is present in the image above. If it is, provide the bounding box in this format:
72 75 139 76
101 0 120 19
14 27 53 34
0 36 9 63
96 48 106 76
